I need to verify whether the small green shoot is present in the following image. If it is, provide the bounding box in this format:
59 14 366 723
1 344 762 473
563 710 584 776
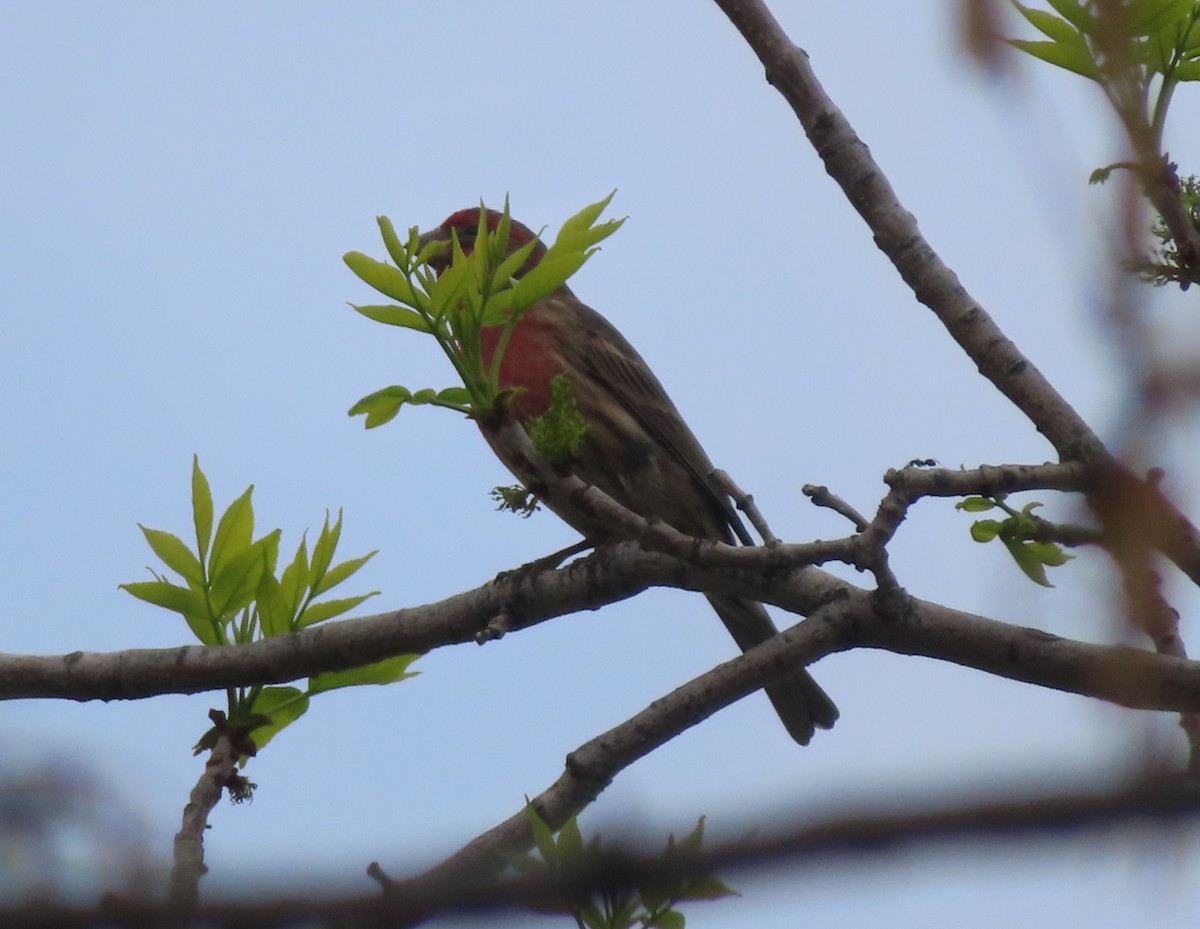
122 456 417 770
957 494 1074 586
507 804 736 929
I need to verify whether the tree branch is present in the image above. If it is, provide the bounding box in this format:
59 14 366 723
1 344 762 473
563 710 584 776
711 0 1105 463
168 729 237 908
5 537 1200 711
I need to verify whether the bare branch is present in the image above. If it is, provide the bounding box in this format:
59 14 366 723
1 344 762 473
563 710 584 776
4 539 1200 710
713 468 779 543
711 0 1105 464
168 728 237 908
802 483 870 531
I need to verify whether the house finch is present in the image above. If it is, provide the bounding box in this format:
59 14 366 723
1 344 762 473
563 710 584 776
419 208 838 745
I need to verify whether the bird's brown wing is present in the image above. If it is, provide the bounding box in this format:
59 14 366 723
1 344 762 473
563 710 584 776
561 294 754 545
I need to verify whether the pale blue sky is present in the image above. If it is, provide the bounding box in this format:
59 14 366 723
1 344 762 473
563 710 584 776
3 3 1199 926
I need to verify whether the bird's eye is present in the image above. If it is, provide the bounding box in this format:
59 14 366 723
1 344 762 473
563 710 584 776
461 224 479 238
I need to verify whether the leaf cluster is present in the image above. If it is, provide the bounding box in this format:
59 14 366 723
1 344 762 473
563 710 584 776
1137 171 1200 283
121 457 416 758
1011 1 1200 87
344 194 624 428
956 495 1075 587
525 375 590 464
491 484 542 517
1013 3 1200 286
509 806 735 929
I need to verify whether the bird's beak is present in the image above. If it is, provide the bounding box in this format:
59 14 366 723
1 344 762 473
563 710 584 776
416 227 447 250
416 227 452 271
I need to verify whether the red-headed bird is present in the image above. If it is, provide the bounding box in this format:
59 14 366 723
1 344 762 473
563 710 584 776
420 208 838 745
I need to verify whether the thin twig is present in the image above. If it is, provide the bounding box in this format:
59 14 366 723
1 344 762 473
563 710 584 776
802 484 870 532
168 729 236 908
713 468 778 543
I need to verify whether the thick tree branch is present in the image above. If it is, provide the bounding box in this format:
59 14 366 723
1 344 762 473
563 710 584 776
5 538 1200 712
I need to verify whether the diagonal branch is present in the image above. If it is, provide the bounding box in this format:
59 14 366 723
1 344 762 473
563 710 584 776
712 0 1105 464
709 0 1200 592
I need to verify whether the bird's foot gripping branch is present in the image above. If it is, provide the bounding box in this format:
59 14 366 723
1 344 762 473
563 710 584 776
343 193 624 440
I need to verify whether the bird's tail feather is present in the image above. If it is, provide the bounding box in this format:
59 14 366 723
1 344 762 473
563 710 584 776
705 593 838 746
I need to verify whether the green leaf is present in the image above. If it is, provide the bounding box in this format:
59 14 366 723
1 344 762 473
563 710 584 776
503 849 548 877
191 455 214 566
955 497 997 512
478 289 517 327
606 894 640 929
308 653 419 694
426 237 477 318
350 303 432 332
676 876 737 901
1013 2 1082 44
296 592 379 627
647 910 684 929
209 485 255 579
309 510 342 592
377 215 408 267
120 578 203 615
486 203 511 264
246 686 310 751
437 386 472 407
257 528 280 578
278 535 310 625
1127 0 1193 37
1009 38 1100 77
510 252 588 310
527 803 558 864
343 251 419 306
494 234 542 284
1028 540 1074 566
577 902 609 929
348 385 411 428
416 234 450 267
554 190 621 248
1003 537 1053 586
120 581 218 644
1184 13 1200 50
255 571 292 638
1046 0 1092 31
676 817 705 853
1145 25 1175 72
1173 58 1200 79
312 551 376 598
556 815 584 859
138 525 204 585
639 881 670 913
970 519 1004 542
209 536 275 618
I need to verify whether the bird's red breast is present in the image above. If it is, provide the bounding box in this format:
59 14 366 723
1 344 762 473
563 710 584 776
479 305 565 422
